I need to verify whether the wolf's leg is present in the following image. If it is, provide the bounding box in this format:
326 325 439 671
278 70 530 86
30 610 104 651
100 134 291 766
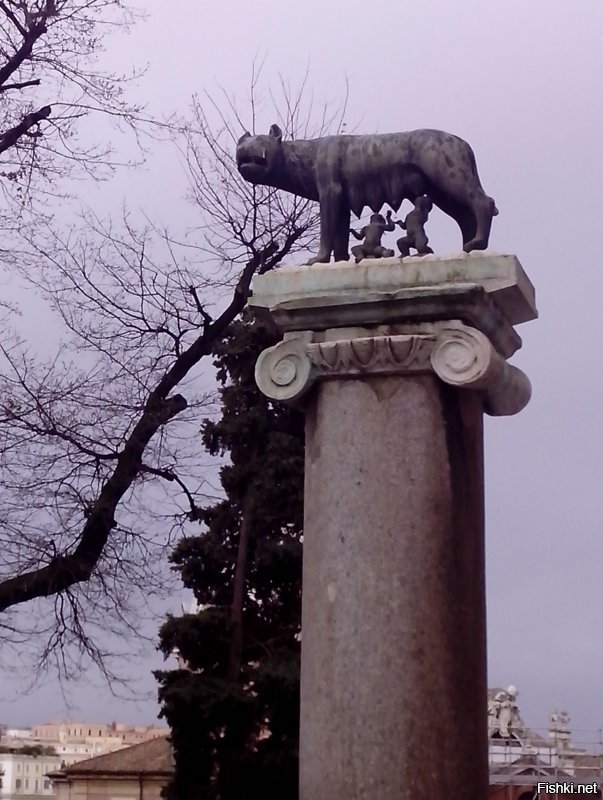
333 204 351 262
463 195 497 252
306 185 343 265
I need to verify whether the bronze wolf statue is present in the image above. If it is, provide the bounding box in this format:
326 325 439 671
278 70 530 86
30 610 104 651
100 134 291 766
236 124 498 264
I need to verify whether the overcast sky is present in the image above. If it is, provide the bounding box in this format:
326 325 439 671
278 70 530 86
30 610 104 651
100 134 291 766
2 0 603 743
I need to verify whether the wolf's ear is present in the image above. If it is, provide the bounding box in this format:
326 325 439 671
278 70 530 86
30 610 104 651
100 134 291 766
237 131 251 144
269 124 283 141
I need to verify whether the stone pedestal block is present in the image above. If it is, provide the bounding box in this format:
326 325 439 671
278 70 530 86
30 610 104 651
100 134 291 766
249 253 536 800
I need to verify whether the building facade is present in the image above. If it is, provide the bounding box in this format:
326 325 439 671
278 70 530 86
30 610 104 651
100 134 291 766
0 752 62 799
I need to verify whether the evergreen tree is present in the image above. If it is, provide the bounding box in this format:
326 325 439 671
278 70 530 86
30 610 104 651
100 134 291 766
156 313 304 800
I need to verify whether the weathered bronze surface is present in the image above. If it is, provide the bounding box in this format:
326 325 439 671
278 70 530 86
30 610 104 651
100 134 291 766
236 125 498 264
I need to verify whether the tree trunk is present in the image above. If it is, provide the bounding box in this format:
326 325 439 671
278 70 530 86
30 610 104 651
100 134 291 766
228 488 253 681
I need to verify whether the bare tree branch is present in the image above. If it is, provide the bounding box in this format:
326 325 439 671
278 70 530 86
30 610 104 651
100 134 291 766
0 235 285 615
0 0 153 234
0 78 41 92
0 18 47 89
0 104 51 154
0 64 350 676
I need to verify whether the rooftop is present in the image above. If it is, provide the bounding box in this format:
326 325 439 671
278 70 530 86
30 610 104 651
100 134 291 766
51 736 173 777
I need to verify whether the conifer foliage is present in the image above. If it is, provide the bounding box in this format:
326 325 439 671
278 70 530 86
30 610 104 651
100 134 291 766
156 314 304 799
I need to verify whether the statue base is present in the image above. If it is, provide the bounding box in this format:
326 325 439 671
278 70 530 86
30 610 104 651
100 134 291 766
249 253 537 800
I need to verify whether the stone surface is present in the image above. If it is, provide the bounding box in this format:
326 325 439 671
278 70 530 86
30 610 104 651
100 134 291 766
249 253 535 799
250 252 536 326
249 253 536 363
300 375 488 799
255 321 531 416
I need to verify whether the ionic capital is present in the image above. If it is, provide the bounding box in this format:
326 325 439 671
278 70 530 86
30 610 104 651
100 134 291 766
254 323 531 416
430 325 531 415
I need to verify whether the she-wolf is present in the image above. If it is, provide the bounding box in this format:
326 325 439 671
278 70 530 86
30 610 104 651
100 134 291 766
236 124 498 264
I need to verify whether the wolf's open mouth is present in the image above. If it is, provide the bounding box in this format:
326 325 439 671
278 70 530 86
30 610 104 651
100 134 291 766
238 154 267 168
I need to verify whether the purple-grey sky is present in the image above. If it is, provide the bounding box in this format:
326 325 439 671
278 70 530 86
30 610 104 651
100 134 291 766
2 0 603 740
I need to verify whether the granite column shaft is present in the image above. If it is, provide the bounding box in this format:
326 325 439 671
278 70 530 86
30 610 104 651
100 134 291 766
299 374 488 799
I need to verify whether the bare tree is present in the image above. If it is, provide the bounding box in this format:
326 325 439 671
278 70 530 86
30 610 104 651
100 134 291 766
0 0 145 239
181 66 349 276
0 68 348 675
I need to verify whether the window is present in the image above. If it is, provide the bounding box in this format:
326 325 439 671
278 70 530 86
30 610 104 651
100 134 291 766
17 763 21 771
15 779 21 789
44 780 50 790
25 779 29 789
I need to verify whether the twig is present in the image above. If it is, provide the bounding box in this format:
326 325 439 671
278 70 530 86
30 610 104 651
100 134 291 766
188 286 213 329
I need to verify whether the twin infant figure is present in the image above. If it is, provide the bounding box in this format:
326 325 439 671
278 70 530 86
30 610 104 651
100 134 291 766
350 194 432 263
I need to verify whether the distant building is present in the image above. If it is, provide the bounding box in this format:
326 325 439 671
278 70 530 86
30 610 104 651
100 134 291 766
32 722 106 742
31 720 166 745
0 751 61 798
107 722 168 746
170 598 204 670
24 720 168 766
1 731 31 742
49 737 173 800
488 686 603 797
0 719 168 777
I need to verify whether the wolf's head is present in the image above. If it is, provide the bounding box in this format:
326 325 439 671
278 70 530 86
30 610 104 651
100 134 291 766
236 124 284 186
